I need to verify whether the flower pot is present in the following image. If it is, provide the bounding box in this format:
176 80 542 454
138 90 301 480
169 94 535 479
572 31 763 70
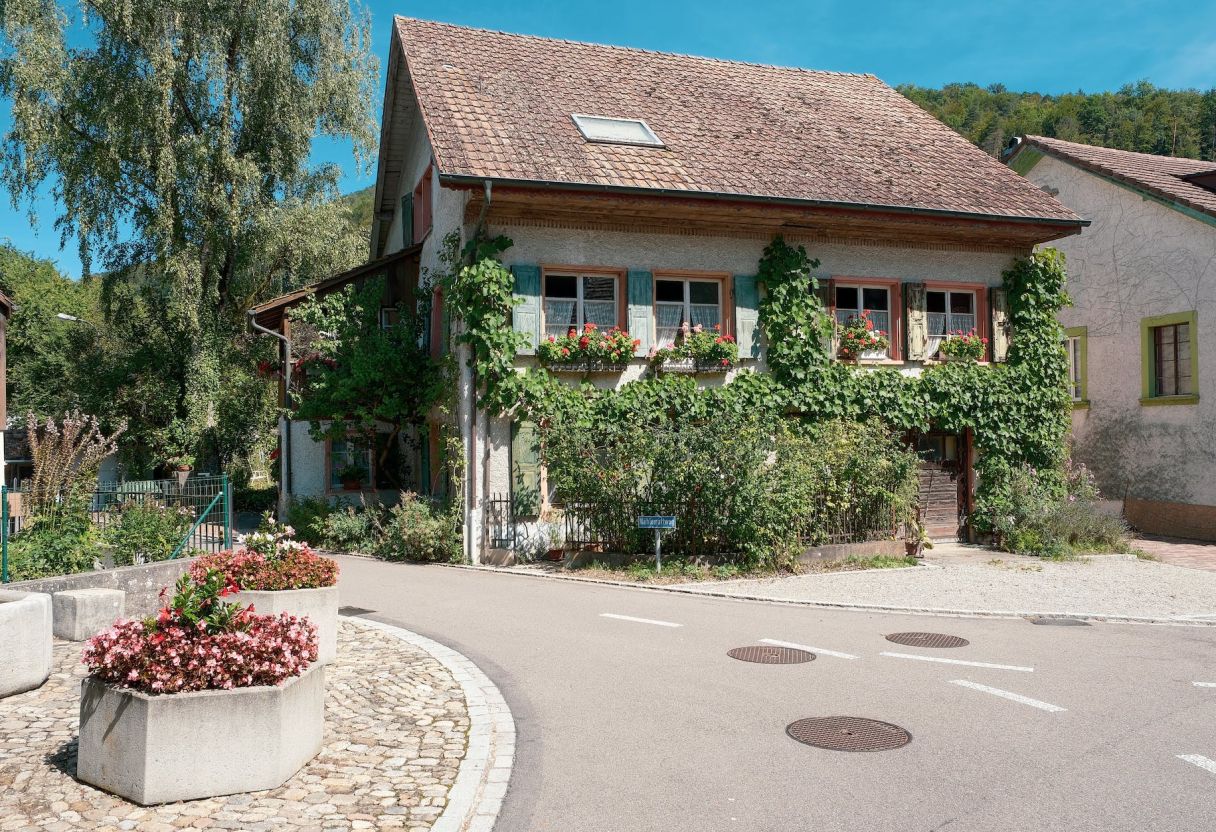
77 662 324 805
174 466 191 486
905 540 922 558
937 353 977 364
229 585 339 665
341 479 362 491
545 547 565 562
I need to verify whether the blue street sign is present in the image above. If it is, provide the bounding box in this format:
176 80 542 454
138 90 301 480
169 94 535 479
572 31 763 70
638 515 676 530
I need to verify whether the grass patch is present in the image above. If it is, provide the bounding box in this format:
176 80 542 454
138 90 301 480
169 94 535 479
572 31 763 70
564 553 920 584
1132 549 1160 562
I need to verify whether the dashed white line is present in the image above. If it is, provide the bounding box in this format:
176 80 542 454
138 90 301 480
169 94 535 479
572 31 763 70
599 613 682 628
949 679 1066 712
1194 682 1216 688
760 638 858 660
880 651 1034 672
1177 754 1216 775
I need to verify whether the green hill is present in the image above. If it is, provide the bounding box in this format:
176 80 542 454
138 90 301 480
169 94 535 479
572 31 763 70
899 80 1216 161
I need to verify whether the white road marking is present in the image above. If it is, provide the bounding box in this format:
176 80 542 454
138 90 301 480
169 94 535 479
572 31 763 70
880 651 1034 672
1194 682 1216 688
599 613 682 628
760 638 858 660
949 679 1066 712
1177 754 1216 775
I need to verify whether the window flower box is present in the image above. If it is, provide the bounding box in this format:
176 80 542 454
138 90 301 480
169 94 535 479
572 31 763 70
837 311 890 361
539 324 638 371
648 324 738 373
191 522 340 665
936 329 987 363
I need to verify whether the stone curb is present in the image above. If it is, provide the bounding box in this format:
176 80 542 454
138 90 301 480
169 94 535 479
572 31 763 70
344 616 515 832
436 562 1216 627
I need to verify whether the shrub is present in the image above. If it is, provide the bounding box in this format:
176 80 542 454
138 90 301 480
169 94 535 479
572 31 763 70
234 484 279 515
103 499 194 565
83 569 317 693
5 510 97 581
374 492 461 563
988 460 1126 556
285 497 331 546
322 506 378 552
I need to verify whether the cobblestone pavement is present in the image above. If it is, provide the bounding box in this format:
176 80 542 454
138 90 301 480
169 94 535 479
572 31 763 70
1132 535 1216 572
0 618 468 831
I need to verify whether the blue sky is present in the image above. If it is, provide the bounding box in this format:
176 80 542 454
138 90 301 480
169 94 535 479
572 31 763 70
4 0 1215 278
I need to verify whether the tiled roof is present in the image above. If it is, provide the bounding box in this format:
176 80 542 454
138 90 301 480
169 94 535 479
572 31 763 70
395 17 1080 224
1019 135 1216 221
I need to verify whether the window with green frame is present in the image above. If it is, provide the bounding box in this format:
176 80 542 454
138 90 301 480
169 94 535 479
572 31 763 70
1064 326 1087 406
1140 311 1199 405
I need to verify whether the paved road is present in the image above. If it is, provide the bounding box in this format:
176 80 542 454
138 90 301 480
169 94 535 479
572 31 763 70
335 556 1216 832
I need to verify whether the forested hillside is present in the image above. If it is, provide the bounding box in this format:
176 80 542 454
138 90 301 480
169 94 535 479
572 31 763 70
900 80 1216 161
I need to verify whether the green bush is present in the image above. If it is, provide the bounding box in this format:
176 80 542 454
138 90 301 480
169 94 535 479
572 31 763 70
285 497 332 546
234 483 278 515
322 506 378 552
989 460 1126 557
543 414 918 569
6 512 97 581
374 492 461 563
103 499 195 565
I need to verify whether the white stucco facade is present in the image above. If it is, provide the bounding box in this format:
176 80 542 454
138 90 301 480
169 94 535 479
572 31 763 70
1022 153 1216 536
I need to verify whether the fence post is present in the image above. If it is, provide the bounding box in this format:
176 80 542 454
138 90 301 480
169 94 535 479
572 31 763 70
223 474 233 549
1 485 8 583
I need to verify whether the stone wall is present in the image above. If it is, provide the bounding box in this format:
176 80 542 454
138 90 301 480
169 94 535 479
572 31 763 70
5 558 196 618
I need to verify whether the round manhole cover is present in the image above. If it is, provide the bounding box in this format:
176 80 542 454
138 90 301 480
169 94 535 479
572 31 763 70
727 645 815 664
885 631 970 648
786 716 911 752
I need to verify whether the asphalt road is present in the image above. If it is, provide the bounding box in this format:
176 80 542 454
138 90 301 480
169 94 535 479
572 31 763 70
334 556 1216 832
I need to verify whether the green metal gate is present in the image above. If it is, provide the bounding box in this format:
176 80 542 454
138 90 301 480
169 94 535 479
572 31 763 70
1 474 232 583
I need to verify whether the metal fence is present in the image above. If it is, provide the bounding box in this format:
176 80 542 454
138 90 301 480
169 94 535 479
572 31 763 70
1 475 232 583
485 493 518 550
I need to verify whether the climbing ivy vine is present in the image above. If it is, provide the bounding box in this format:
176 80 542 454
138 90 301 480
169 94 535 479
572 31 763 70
450 233 1072 534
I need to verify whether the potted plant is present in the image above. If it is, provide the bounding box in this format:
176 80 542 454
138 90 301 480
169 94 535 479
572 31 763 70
335 461 365 491
648 323 738 373
837 311 889 361
191 519 341 664
538 323 639 372
905 512 935 558
166 453 195 485
78 569 323 805
937 329 987 362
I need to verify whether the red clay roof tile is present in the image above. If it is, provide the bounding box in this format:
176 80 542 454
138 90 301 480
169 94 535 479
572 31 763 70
395 17 1080 224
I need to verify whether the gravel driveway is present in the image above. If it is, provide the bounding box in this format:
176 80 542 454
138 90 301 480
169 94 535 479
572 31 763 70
667 550 1216 621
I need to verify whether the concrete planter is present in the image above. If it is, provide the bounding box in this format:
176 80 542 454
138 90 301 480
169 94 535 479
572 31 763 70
0 589 53 698
230 585 339 665
78 663 324 805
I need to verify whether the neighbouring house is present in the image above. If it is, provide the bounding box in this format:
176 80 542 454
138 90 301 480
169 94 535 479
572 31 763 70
252 17 1084 562
1008 136 1216 540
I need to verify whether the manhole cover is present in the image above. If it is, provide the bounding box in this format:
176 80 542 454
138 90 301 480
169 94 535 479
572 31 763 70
727 645 815 664
338 606 376 616
1025 616 1091 626
786 717 911 752
885 632 969 648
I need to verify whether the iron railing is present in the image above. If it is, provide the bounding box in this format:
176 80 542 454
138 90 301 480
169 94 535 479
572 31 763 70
1 475 232 583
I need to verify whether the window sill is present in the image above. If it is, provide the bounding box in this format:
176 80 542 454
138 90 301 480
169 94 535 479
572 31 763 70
1139 394 1199 407
1071 399 1091 410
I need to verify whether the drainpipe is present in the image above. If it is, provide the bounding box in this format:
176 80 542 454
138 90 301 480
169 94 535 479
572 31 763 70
247 310 293 519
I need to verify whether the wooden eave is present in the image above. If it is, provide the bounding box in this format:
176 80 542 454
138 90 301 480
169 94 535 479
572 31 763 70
459 184 1085 250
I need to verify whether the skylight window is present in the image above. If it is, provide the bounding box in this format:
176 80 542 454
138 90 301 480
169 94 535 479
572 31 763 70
571 114 664 147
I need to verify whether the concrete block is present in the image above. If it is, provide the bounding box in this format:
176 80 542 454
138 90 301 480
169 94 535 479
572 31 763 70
52 588 126 641
0 589 53 698
78 662 324 805
230 585 339 665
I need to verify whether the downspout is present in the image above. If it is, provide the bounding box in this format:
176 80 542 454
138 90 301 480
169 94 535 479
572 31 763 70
463 179 493 564
248 310 293 519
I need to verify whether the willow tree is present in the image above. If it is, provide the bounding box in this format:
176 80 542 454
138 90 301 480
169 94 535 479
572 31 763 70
0 0 377 470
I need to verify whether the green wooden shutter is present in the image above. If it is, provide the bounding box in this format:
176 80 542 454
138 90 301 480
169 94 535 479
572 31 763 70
627 270 653 357
904 282 928 360
510 265 541 355
990 287 1010 363
813 278 839 357
418 427 431 496
400 195 414 247
510 420 541 516
733 274 760 359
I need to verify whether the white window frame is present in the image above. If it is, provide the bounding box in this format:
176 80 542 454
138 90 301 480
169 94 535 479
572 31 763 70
542 273 619 337
654 277 723 345
571 114 664 147
833 283 892 358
